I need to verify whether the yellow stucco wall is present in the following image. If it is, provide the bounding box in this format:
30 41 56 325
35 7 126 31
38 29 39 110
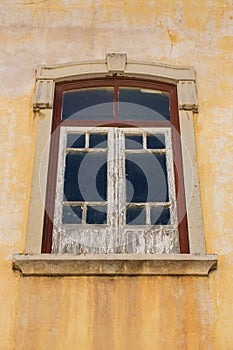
0 1 233 349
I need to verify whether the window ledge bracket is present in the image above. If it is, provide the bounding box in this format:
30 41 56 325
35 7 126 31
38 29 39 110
12 254 217 276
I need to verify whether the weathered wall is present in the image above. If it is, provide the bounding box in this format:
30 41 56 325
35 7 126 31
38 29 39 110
0 1 232 349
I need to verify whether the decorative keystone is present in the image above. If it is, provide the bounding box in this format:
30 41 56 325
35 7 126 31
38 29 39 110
177 80 198 112
106 53 127 72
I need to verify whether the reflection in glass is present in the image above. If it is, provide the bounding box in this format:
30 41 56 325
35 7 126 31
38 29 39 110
126 206 146 225
87 205 107 224
125 135 143 149
150 207 170 225
62 205 82 224
125 154 168 203
147 134 165 149
89 133 107 148
67 134 85 148
125 159 148 202
64 152 107 201
62 88 114 120
119 88 170 120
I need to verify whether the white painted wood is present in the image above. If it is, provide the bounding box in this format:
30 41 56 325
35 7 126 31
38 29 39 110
52 126 180 254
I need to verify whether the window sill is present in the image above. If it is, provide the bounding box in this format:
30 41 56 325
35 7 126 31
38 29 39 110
12 254 217 276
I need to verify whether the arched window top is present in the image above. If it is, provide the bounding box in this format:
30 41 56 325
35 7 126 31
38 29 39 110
52 78 179 131
59 79 171 122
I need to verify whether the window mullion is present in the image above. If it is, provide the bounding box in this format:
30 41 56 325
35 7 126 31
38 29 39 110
107 128 115 227
106 128 117 252
117 128 126 252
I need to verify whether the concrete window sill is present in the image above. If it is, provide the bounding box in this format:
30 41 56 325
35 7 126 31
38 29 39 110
12 254 217 276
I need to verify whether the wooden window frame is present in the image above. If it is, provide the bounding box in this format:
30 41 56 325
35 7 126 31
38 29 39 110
41 78 189 254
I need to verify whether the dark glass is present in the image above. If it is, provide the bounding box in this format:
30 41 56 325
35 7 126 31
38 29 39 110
125 135 143 149
125 153 168 203
86 205 107 224
62 88 114 120
119 88 170 120
147 134 165 149
89 133 107 148
150 207 170 225
126 206 146 225
64 152 107 201
67 134 85 148
62 205 82 224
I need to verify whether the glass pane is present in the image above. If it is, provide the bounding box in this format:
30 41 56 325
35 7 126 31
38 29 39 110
119 88 170 121
89 133 107 148
86 205 107 224
67 134 85 148
126 206 146 225
62 205 82 224
147 134 165 149
62 88 114 120
64 152 107 201
125 135 143 149
150 207 170 225
125 154 168 202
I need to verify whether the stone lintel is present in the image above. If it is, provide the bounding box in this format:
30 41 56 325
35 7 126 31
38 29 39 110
35 59 195 82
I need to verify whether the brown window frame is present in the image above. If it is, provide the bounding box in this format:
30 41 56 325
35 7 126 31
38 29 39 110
42 78 189 253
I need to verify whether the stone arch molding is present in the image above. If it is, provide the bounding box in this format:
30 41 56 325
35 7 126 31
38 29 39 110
33 53 198 113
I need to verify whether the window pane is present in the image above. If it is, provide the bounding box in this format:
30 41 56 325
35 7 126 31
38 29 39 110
86 205 107 224
125 135 143 149
89 133 107 148
125 154 168 202
62 205 82 224
147 134 165 149
64 152 107 201
62 88 114 120
150 206 170 225
67 134 85 148
119 88 170 121
126 206 146 225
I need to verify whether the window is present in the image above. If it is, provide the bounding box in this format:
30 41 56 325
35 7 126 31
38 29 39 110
13 57 217 276
42 79 189 254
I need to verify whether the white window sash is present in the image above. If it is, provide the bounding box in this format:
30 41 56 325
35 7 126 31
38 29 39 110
52 126 180 254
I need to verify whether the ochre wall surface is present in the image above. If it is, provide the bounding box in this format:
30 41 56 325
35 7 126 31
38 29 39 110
0 1 233 349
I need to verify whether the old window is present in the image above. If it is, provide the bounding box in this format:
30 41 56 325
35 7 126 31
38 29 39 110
42 79 189 254
13 57 217 276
